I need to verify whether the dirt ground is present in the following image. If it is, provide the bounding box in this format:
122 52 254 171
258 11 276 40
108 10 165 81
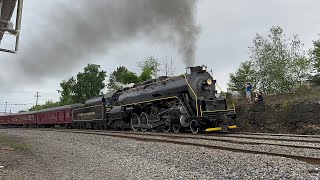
0 134 55 180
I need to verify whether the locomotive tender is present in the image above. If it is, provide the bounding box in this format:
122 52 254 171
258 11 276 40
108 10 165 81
0 65 237 134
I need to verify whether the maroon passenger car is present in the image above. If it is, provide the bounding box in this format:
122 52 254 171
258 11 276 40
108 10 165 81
35 104 83 127
0 104 83 127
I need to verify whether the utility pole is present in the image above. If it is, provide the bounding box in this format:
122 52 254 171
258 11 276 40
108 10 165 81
35 92 41 106
4 102 7 114
165 56 168 76
0 103 28 114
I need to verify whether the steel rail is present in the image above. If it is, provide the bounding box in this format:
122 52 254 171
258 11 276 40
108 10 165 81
235 132 320 138
215 134 320 143
16 128 320 165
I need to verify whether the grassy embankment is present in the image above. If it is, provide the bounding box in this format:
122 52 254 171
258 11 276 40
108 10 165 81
228 85 320 134
228 85 320 108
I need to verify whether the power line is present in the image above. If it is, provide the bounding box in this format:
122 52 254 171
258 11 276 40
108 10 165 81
0 103 28 105
0 102 28 114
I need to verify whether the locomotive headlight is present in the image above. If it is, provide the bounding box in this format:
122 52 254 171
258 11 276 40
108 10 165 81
206 79 212 85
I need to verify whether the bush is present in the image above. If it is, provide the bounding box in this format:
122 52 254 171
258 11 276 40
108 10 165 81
311 74 320 86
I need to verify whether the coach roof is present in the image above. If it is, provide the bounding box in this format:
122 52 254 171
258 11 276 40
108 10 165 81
37 103 84 113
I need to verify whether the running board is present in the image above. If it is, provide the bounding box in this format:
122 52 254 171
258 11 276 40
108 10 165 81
205 125 237 132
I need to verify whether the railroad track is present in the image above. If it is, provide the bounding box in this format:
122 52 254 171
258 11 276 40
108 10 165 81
215 133 320 144
83 130 320 146
236 132 320 138
17 128 320 165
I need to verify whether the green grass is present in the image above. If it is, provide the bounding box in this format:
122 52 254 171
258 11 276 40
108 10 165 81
0 135 30 151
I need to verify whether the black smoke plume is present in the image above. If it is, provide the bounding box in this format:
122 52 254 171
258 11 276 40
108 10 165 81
6 0 199 84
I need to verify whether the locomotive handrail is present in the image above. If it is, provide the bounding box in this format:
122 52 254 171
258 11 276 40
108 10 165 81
215 83 236 114
215 83 227 98
183 74 199 117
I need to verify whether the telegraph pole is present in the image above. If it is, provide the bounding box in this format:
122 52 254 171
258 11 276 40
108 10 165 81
0 103 28 114
35 92 41 106
165 56 168 76
4 102 7 114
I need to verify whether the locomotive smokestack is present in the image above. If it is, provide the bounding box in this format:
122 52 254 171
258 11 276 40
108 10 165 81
2 0 200 85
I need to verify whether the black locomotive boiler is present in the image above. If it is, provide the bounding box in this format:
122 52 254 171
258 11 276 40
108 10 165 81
73 65 237 133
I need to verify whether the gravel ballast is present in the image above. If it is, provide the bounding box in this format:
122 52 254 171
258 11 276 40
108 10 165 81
1 129 320 179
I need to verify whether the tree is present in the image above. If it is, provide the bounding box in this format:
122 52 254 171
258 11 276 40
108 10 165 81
58 64 107 104
247 26 310 94
59 77 76 105
161 58 176 76
312 39 320 71
107 66 140 92
311 38 320 85
138 56 160 81
73 64 107 103
29 100 60 111
228 61 256 94
108 57 160 92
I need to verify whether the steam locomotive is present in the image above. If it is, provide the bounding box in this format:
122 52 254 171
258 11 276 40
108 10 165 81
0 65 237 134
72 65 237 133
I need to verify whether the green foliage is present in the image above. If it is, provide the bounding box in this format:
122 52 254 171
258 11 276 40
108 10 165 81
59 64 107 104
59 77 76 105
311 74 320 85
108 57 160 92
311 38 320 85
108 66 140 92
29 100 60 111
73 64 107 103
138 56 160 81
312 39 320 72
229 26 311 94
228 61 256 94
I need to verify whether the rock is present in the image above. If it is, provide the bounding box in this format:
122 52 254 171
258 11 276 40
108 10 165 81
308 168 320 173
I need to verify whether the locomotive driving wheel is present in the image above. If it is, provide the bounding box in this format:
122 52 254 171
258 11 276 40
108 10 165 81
172 124 181 133
131 113 140 131
140 112 149 132
162 120 171 132
151 127 159 132
162 125 171 132
190 120 200 134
